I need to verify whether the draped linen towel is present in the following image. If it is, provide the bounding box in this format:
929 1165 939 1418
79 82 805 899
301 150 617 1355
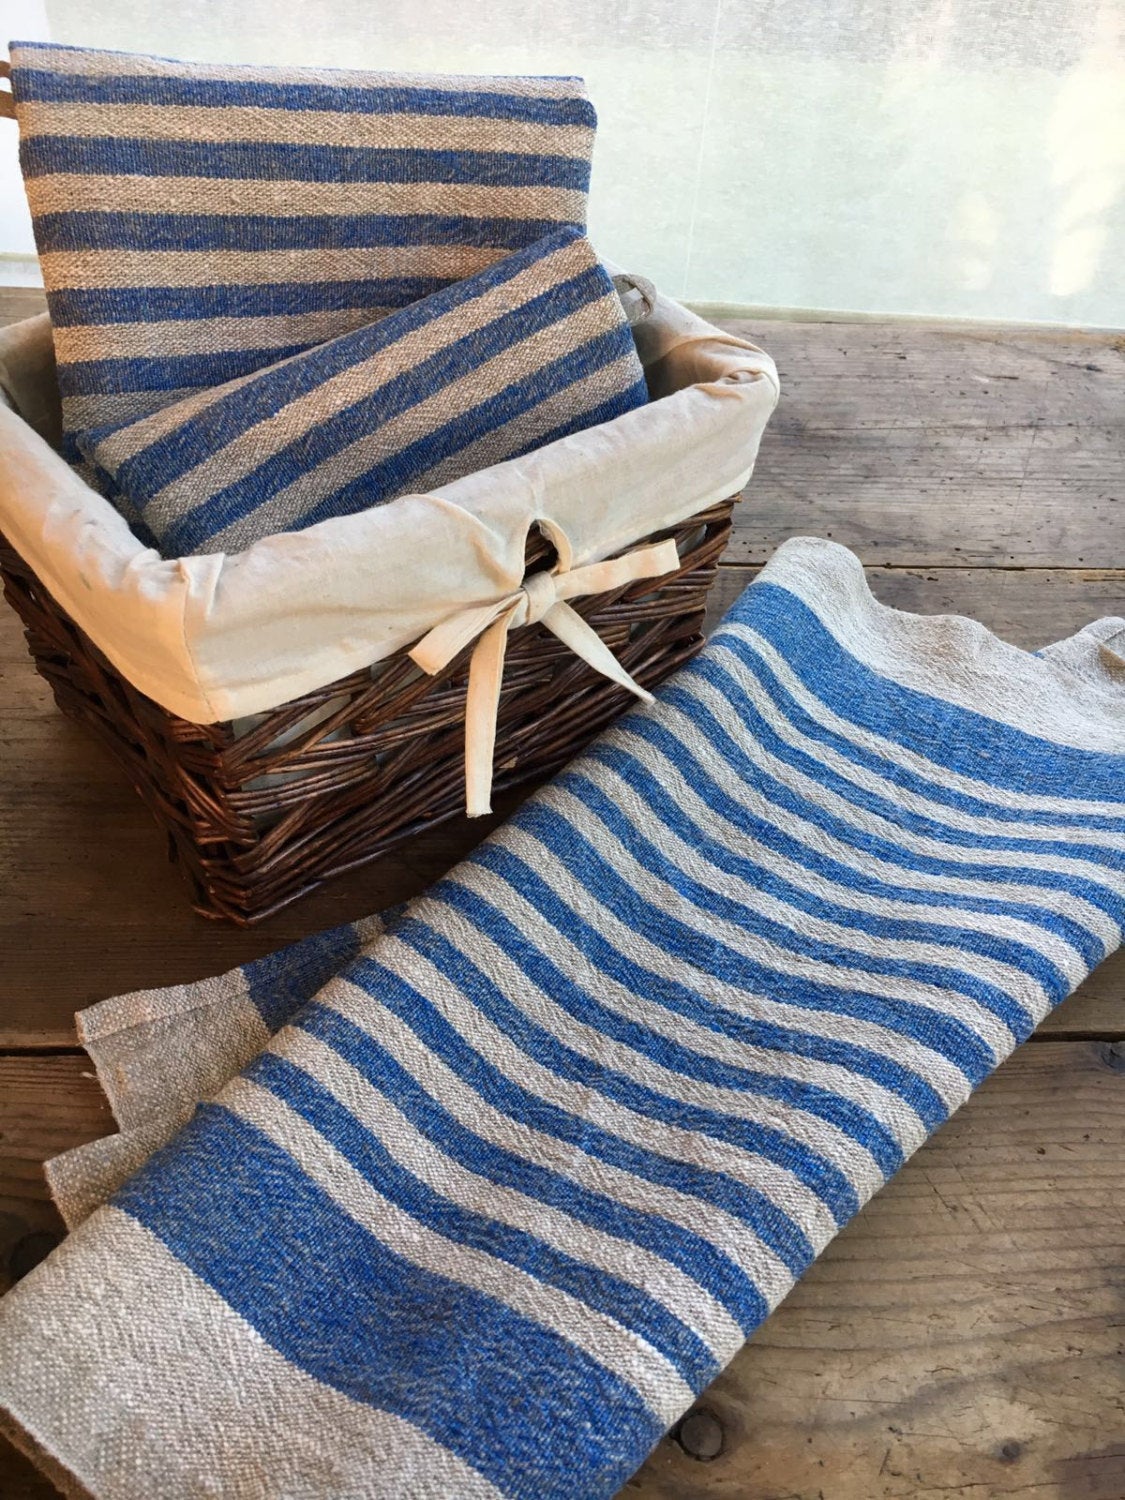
2 536 1123 1500
45 614 1125 1231
74 228 648 555
4 39 596 446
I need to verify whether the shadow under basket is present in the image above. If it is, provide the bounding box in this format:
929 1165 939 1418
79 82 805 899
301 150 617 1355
0 497 736 924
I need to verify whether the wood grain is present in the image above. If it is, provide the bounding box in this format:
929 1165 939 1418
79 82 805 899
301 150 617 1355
706 563 1125 644
0 1057 107 1291
724 320 1125 568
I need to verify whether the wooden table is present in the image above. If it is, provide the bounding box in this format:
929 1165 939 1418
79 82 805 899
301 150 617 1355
1 295 1122 1499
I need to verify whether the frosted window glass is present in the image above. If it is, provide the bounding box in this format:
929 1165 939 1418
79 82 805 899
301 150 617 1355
2 0 1122 324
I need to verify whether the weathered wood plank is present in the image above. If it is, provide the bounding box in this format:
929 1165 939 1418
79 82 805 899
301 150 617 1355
628 1039 1125 1500
0 1057 107 1289
722 319 1125 568
0 1043 1120 1497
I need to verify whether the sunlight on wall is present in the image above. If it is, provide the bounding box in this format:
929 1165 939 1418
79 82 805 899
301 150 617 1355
1047 2 1124 300
1 0 1122 324
952 191 1001 293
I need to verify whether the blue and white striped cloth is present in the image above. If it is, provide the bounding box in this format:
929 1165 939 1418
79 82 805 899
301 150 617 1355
75 229 649 555
0 536 1121 1499
6 40 596 448
43 909 405 1230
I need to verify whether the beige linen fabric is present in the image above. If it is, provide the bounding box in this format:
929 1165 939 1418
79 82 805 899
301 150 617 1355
0 295 778 723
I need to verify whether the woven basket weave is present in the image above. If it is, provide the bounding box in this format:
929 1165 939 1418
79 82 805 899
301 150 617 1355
0 497 734 924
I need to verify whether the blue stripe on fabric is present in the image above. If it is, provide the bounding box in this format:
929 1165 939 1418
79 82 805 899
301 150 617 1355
664 668 1124 939
23 135 591 190
728 582 1125 810
389 915 861 1227
12 65 598 129
47 277 458 326
114 1104 655 1499
156 355 642 558
494 797 1003 1081
295 999 768 1335
125 260 616 528
249 1048 719 1388
32 209 578 254
612 712 1108 972
554 774 1035 1042
155 327 635 554
501 792 996 1086
94 225 585 484
58 430 83 462
247 903 409 1034
573 749 1065 1022
345 949 817 1276
433 861 907 1178
244 921 367 1031
500 377 651 451
58 343 319 394
726 610 1125 837
675 656 1125 923
291 330 638 536
449 842 949 1132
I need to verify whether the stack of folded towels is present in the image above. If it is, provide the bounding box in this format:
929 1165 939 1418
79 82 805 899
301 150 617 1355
6 40 650 556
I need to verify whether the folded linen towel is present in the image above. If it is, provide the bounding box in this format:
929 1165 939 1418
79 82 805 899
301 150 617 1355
5 40 596 445
2 536 1122 1499
76 227 648 555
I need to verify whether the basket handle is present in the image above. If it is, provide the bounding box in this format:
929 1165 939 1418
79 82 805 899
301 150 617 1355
0 61 14 120
613 272 657 326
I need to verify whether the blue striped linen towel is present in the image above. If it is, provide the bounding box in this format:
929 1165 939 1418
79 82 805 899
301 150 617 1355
73 227 649 556
51 599 1123 1175
5 39 596 449
45 909 405 1228
1 535 1122 1499
36 583 1117 1234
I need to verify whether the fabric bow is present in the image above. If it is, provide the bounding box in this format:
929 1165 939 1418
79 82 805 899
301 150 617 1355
409 538 682 817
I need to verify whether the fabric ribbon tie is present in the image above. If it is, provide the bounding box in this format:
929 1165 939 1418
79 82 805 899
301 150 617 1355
409 538 682 817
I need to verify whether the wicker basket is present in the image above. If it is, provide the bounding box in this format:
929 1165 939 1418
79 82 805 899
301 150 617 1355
0 497 734 924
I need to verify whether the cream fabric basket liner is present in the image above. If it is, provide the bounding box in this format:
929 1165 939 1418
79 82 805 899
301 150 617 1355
0 295 778 725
